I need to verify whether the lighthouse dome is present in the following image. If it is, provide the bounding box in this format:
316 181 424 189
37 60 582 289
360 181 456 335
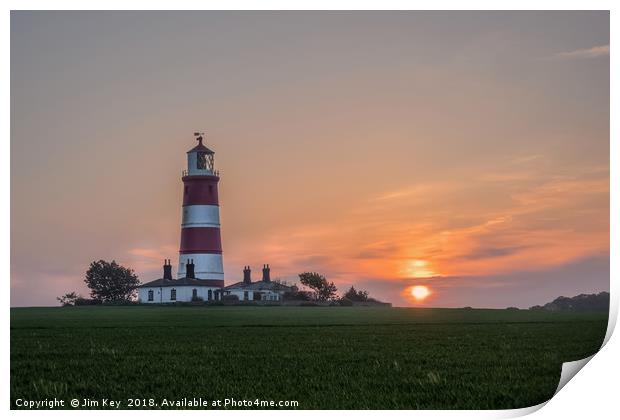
188 138 214 154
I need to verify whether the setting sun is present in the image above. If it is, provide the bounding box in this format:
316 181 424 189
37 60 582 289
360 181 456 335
410 285 431 301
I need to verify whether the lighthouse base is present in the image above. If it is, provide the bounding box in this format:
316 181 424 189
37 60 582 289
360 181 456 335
178 253 224 280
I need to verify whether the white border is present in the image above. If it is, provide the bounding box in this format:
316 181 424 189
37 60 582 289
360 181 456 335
4 2 616 419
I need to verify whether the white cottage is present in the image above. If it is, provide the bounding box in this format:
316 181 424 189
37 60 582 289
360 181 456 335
223 265 295 302
138 260 223 303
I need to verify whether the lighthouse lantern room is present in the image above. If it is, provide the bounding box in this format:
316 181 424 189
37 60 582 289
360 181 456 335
185 132 216 176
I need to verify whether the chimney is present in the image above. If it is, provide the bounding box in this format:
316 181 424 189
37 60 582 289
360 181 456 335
163 259 172 280
243 266 252 284
262 264 271 282
186 259 195 278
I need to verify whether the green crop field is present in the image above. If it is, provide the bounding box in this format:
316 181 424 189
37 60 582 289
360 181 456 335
11 306 608 409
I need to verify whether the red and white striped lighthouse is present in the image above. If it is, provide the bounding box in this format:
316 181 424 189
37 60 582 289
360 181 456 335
177 133 224 286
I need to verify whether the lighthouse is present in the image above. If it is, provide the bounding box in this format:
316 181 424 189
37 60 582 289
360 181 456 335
136 133 299 303
177 133 224 284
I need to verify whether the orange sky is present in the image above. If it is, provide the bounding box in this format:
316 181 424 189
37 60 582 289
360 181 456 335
11 11 609 307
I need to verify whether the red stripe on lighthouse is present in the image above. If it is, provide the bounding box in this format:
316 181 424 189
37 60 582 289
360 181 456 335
179 227 223 254
183 175 220 206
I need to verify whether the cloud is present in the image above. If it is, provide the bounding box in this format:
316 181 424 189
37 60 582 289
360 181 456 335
476 172 534 182
127 245 177 271
458 245 530 260
374 184 440 201
357 256 609 308
290 255 334 269
244 162 609 296
510 154 543 165
553 45 609 60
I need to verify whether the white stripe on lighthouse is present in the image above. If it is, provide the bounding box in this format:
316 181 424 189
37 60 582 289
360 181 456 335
178 253 224 280
181 205 220 228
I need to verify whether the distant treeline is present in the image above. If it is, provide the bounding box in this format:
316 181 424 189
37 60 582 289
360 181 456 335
529 292 609 312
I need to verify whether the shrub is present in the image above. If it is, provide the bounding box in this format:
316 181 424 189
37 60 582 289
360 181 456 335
75 297 103 306
101 299 136 306
339 298 354 306
57 292 80 306
343 286 370 302
283 290 312 301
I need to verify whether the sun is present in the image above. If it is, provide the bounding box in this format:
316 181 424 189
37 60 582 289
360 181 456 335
410 285 431 301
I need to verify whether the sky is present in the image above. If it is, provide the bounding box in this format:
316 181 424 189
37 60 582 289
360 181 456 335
11 11 609 308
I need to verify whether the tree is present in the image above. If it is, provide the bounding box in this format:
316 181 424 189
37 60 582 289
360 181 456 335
343 286 369 302
57 291 80 306
298 272 338 301
84 260 140 303
529 292 609 312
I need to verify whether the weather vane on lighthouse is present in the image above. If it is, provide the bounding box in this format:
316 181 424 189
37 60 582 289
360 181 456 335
194 132 205 144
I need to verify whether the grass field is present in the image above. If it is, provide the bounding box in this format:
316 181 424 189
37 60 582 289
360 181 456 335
11 306 608 409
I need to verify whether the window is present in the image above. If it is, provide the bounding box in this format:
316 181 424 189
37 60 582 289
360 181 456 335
208 290 213 301
197 152 207 169
244 291 249 301
192 289 198 299
148 290 154 301
170 289 176 301
214 291 219 301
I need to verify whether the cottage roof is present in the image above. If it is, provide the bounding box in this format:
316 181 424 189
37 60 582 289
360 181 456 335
138 277 224 288
224 280 294 292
